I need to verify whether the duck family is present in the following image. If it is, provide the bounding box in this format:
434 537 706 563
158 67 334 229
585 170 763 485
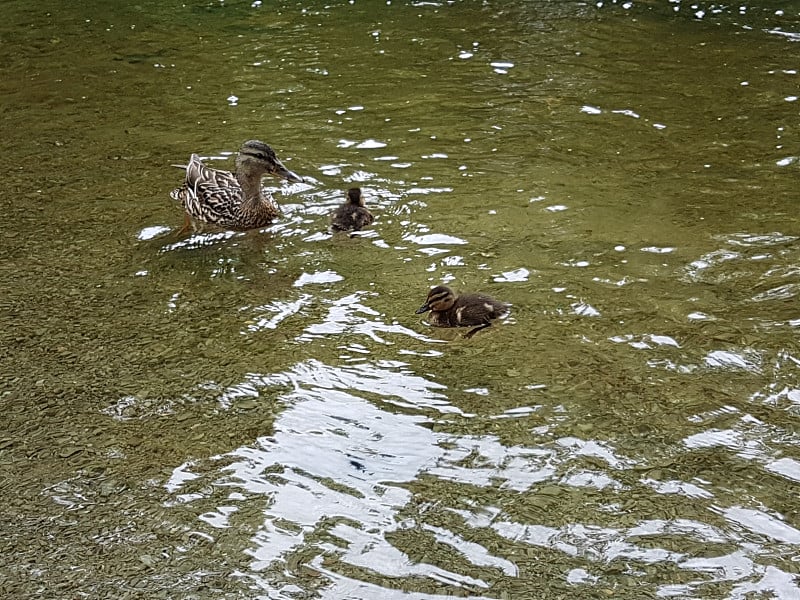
170 140 509 337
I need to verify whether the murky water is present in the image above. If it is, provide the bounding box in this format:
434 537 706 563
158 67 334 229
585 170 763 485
2 1 800 598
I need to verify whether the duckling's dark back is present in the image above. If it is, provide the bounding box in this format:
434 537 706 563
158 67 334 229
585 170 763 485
331 188 374 232
447 293 508 327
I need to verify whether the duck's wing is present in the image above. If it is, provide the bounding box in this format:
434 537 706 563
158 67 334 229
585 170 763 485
172 154 243 225
187 154 236 187
456 295 509 325
171 155 238 198
357 207 375 228
333 206 375 231
331 205 359 231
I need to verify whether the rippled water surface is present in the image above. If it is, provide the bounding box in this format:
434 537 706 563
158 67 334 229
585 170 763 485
2 1 800 598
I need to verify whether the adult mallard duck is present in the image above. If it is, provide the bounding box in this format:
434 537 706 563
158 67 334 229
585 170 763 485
330 187 374 232
170 139 303 232
416 285 509 338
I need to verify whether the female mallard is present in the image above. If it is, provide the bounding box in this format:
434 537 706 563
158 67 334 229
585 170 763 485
330 187 374 232
416 285 509 338
170 139 303 232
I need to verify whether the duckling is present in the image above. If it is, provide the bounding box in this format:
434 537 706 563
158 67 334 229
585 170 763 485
170 139 303 232
330 187 374 232
415 285 509 338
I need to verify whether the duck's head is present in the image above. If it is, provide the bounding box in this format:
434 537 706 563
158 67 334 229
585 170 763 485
236 139 304 183
347 187 365 206
415 285 456 314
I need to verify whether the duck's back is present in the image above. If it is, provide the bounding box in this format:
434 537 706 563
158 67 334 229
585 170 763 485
172 155 248 227
450 293 508 326
331 204 374 232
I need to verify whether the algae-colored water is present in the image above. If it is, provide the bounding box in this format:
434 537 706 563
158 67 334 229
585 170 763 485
2 1 799 598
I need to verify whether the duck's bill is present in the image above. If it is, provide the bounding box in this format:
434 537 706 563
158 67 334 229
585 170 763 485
273 160 304 183
415 303 431 314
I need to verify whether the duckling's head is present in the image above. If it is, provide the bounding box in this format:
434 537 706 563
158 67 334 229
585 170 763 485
415 285 456 314
236 140 303 183
347 188 365 206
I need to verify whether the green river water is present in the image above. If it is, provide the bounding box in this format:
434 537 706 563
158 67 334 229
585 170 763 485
2 1 799 598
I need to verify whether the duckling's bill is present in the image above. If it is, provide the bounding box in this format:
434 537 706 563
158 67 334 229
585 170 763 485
415 302 431 314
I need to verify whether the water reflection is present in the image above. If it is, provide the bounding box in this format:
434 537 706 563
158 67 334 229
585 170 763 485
166 359 465 594
164 348 800 597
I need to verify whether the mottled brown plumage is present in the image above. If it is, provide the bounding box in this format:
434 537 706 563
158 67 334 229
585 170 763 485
170 140 303 231
415 285 509 338
330 187 374 232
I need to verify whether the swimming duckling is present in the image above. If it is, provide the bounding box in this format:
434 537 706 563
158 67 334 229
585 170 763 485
170 139 303 232
415 285 509 338
330 187 374 232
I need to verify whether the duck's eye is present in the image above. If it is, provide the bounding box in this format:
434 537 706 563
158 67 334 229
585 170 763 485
243 151 269 161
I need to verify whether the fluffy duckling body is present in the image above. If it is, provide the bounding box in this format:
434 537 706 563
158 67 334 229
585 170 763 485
416 285 509 337
170 139 303 232
330 187 374 232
